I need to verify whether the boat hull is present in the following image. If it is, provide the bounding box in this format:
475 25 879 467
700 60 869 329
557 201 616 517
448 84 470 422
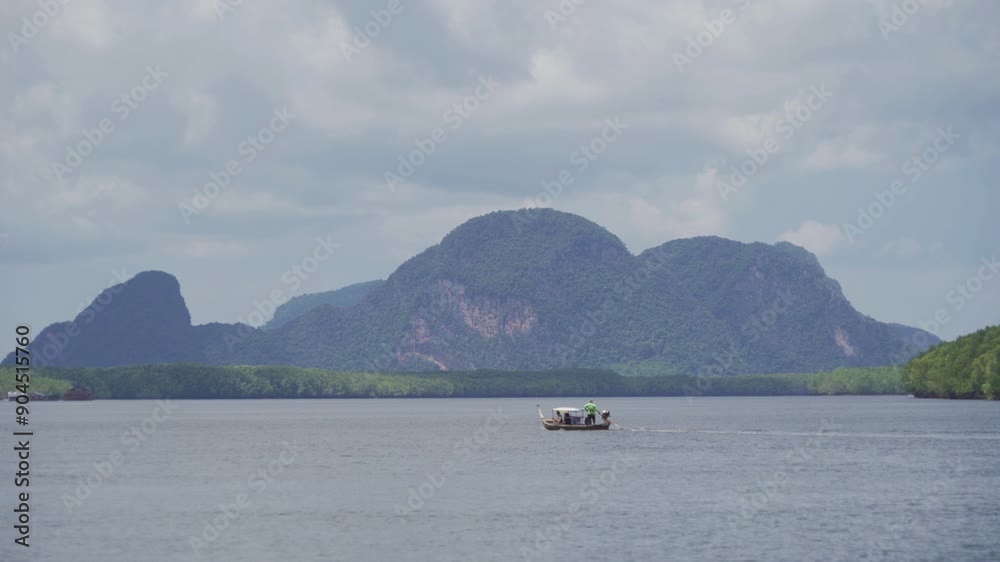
62 388 94 401
542 419 611 431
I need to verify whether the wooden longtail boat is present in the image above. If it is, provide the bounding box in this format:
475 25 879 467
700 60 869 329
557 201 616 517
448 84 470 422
538 405 612 430
62 387 94 401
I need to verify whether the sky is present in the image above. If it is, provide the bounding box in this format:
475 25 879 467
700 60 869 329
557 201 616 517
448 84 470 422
1 0 997 341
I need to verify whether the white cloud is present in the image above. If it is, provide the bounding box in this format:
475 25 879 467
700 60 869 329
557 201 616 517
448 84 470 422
170 90 219 146
171 239 251 260
802 142 884 170
778 220 845 256
51 0 115 47
565 167 727 250
512 49 607 104
878 236 924 258
0 0 997 340
289 13 352 71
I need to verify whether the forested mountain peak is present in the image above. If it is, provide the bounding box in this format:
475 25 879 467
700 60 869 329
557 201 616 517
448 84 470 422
7 211 940 373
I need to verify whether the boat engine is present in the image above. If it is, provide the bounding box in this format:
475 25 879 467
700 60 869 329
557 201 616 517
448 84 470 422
600 410 611 421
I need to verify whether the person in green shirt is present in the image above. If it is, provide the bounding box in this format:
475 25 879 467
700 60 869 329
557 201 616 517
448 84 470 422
584 400 598 425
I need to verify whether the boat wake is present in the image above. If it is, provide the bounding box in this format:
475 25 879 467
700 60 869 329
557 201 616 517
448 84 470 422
625 428 1000 440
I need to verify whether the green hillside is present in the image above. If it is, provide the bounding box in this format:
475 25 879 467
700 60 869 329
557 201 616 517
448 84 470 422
262 280 384 330
235 210 937 373
904 325 1000 399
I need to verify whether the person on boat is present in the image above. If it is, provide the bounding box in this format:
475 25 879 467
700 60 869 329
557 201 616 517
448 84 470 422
584 400 598 425
563 412 572 425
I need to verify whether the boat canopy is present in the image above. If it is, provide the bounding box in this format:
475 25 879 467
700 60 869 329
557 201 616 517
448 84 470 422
553 407 582 413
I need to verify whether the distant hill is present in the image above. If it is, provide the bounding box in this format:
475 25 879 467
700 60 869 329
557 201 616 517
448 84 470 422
3 271 247 368
904 325 1000 399
4 209 940 373
263 280 384 330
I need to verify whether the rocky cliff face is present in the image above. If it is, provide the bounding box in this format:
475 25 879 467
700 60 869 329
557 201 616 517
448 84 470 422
431 280 536 338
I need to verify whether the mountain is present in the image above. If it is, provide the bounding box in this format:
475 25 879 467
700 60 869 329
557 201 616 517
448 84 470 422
6 209 940 373
263 280 385 330
6 271 246 369
230 209 939 373
634 237 927 374
904 325 1000 399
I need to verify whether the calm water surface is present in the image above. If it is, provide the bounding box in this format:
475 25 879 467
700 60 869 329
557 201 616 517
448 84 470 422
2 396 999 562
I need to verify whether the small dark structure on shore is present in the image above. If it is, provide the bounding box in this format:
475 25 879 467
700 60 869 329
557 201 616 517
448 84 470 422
62 387 94 401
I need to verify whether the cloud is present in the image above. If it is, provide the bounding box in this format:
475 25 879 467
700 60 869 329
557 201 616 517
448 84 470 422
0 0 996 341
802 143 884 170
627 168 726 240
778 221 845 256
169 239 251 260
877 236 924 258
171 90 219 146
50 0 114 48
562 166 728 251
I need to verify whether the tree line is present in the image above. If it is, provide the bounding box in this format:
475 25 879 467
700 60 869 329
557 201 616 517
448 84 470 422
1 365 906 400
904 325 1000 399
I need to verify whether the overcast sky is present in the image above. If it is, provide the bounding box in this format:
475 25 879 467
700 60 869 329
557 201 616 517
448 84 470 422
1 0 997 341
